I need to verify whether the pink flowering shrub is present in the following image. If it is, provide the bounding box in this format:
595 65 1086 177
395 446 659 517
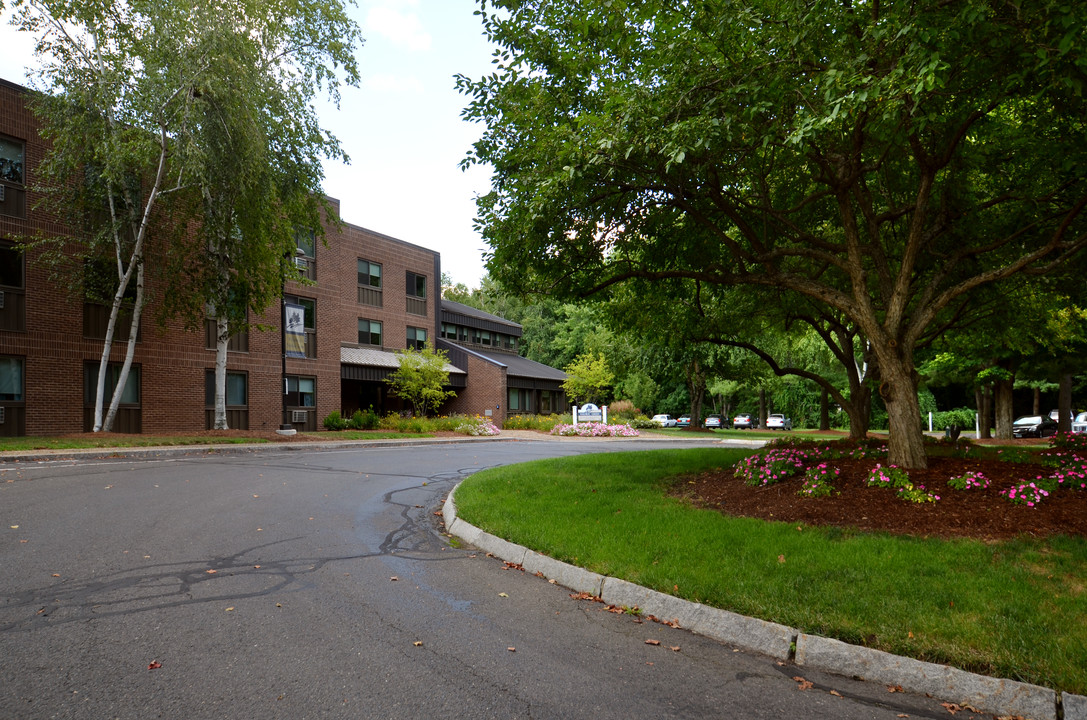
550 422 639 437
947 471 990 490
1000 480 1050 507
734 448 810 487
797 463 839 497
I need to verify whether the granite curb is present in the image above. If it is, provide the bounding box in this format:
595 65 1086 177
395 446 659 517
443 483 1085 720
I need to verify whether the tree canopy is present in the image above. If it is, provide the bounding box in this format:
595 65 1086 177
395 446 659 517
460 0 1087 467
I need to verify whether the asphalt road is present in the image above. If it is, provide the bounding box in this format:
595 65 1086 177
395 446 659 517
1 438 959 719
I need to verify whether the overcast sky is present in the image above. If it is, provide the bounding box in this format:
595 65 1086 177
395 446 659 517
0 0 497 287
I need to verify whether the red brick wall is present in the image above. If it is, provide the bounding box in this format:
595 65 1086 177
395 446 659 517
443 353 508 427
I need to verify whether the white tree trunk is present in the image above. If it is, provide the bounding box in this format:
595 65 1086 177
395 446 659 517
103 262 145 432
214 313 230 430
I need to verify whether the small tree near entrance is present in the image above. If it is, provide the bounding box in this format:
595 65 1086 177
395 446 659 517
386 345 456 418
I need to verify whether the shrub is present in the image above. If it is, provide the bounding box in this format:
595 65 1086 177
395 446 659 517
1000 480 1050 507
733 448 810 487
348 407 380 430
798 463 839 498
607 399 639 421
549 422 639 437
930 408 976 432
629 415 662 429
503 413 566 431
322 410 348 431
1051 431 1087 454
947 471 990 490
456 416 501 436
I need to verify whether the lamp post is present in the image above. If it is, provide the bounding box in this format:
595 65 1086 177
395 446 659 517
277 247 305 435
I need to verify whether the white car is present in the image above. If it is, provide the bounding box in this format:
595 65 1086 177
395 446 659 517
766 414 793 431
652 414 677 428
1073 412 1087 434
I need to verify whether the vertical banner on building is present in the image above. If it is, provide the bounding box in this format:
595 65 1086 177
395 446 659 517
284 302 307 358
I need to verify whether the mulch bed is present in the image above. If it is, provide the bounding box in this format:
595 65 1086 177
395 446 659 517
672 446 1087 541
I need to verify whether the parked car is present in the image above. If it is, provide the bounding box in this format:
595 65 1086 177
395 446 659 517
1073 412 1087 434
652 414 677 428
732 413 755 429
704 414 725 429
766 414 793 431
1012 415 1058 438
676 415 692 428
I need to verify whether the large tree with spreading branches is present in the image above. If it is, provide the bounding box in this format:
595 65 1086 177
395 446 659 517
459 0 1087 468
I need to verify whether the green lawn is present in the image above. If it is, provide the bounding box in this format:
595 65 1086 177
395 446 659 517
0 431 428 453
453 448 1087 694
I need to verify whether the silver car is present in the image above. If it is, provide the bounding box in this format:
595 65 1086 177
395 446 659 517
766 414 793 431
652 414 677 428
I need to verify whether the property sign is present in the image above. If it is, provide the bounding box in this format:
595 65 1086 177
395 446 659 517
577 403 603 423
284 302 307 358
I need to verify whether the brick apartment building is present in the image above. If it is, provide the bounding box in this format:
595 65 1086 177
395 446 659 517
0 78 565 437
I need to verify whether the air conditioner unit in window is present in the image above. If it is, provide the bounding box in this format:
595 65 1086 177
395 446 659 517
293 256 308 270
291 410 308 424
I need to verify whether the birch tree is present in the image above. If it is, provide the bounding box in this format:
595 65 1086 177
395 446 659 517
11 0 360 430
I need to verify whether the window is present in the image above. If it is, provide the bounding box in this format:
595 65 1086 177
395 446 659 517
358 259 382 288
358 318 382 346
284 295 316 358
204 370 249 430
293 230 316 281
406 272 426 298
357 259 382 307
286 375 316 407
407 326 427 350
84 362 140 406
405 272 427 316
0 136 24 185
295 230 315 259
0 242 23 289
480 331 492 346
0 136 27 219
205 371 248 407
0 241 26 332
508 388 532 413
441 323 458 340
0 356 24 401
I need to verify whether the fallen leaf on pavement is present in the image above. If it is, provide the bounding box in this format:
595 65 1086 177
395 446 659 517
507 647 516 652
225 607 235 612
498 592 509 598
413 641 423 647
941 702 961 714
888 685 904 693
670 646 681 652
390 576 398 581
148 661 162 670
829 690 842 697
793 676 813 691
51 574 60 578
206 569 217 574
645 639 660 646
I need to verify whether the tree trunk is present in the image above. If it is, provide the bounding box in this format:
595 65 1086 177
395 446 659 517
1058 373 1073 433
819 387 830 431
757 388 767 429
845 383 872 441
976 385 992 439
876 353 927 469
103 262 145 432
994 376 1015 439
1032 388 1041 416
214 314 230 430
685 359 706 432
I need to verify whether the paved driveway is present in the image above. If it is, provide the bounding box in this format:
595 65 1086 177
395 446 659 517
1 438 955 719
